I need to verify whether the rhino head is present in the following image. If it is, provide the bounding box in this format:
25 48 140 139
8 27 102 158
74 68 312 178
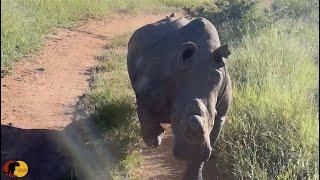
170 42 230 162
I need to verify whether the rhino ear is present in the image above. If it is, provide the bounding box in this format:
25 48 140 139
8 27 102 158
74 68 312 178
178 41 197 63
213 44 231 61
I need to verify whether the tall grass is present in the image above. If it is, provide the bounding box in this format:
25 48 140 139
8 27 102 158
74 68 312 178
1 0 211 69
217 18 319 179
183 1 319 178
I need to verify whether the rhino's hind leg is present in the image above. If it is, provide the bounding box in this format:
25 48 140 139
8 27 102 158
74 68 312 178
137 105 164 148
210 116 226 147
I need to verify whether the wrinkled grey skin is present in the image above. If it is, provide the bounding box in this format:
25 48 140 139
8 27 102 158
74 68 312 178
127 15 232 180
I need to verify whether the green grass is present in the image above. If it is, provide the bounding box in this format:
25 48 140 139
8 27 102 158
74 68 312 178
1 0 211 70
217 18 319 179
83 32 143 178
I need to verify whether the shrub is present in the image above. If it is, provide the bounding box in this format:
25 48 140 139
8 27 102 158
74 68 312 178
271 0 319 22
183 0 270 43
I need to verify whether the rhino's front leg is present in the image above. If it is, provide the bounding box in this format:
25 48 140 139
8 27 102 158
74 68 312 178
137 105 164 148
210 116 226 147
182 161 204 180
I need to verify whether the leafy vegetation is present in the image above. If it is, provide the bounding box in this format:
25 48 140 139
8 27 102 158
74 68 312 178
183 0 272 43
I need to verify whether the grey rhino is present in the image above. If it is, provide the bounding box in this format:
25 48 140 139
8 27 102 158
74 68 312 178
127 14 232 180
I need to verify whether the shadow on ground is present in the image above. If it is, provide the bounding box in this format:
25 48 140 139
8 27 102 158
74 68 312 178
1 119 231 180
1 114 118 180
2 108 232 180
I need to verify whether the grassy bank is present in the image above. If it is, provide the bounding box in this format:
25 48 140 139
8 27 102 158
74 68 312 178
81 32 141 178
219 18 319 179
1 0 210 70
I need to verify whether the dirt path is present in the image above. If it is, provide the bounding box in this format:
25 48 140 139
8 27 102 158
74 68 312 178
135 124 228 180
1 13 169 130
135 125 186 179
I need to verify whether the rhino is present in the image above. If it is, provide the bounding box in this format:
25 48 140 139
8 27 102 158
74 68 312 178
127 14 232 180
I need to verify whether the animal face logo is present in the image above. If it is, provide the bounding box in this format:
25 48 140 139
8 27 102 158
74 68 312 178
2 160 28 178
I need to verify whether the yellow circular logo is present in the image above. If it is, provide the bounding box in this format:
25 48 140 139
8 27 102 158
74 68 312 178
2 160 28 178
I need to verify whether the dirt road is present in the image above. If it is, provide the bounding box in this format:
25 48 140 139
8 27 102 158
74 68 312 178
1 13 170 130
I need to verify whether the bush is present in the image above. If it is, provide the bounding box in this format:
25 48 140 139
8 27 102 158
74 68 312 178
183 0 319 43
183 0 270 43
271 0 319 22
